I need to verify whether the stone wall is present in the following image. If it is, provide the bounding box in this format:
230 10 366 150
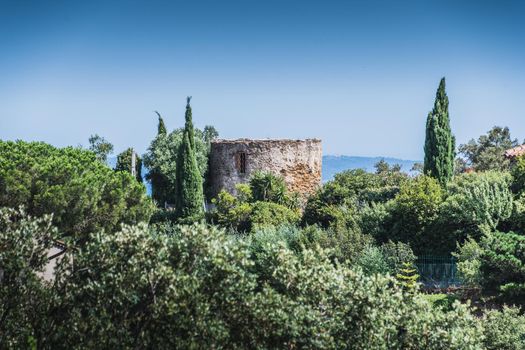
208 139 322 198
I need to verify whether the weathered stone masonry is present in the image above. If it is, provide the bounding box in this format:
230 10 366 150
208 139 322 198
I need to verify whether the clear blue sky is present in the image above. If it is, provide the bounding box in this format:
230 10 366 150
1 0 524 159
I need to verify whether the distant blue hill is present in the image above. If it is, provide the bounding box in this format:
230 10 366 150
109 155 420 195
322 155 420 182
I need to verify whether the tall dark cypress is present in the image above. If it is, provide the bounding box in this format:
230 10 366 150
155 111 167 135
424 77 455 186
149 111 170 207
175 97 204 221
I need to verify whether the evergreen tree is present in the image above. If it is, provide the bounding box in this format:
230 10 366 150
175 97 204 221
115 147 142 182
424 77 455 186
396 262 419 292
147 112 171 206
155 111 167 135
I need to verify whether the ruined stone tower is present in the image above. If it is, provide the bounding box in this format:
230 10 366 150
208 139 322 198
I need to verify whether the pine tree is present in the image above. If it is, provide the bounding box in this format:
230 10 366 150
175 97 204 221
424 77 455 186
155 111 167 135
396 262 419 292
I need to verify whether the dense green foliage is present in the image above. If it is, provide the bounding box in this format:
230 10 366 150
114 147 142 182
459 126 520 172
212 172 301 232
3 210 525 349
512 155 525 195
5 74 525 348
0 208 58 349
303 166 408 229
174 98 205 222
424 77 455 186
440 171 513 240
386 175 444 253
88 134 114 163
143 116 217 206
0 140 153 239
479 231 525 304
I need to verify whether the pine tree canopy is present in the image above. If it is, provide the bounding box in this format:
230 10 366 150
423 77 455 186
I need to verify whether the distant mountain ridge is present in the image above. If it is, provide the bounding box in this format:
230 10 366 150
322 155 420 182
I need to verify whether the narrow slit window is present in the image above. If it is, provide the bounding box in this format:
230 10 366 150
239 152 246 174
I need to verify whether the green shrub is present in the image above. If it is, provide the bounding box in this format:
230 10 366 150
505 192 525 233
303 168 407 229
440 171 513 240
380 240 417 273
4 211 525 349
250 201 301 230
511 155 525 195
355 245 390 275
387 175 444 254
482 307 525 350
0 207 58 348
478 231 525 305
422 293 459 311
358 201 392 238
454 236 483 287
211 187 252 231
249 171 288 204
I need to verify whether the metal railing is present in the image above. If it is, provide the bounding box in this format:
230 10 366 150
415 255 462 288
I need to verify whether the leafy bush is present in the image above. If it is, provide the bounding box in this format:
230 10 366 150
386 175 444 254
422 293 459 311
358 201 392 238
246 224 373 267
0 207 58 348
250 201 301 230
482 306 525 350
211 174 300 232
380 240 417 273
3 211 525 349
303 167 408 229
511 155 525 195
478 231 525 305
454 236 483 287
440 171 513 240
355 245 390 275
249 171 287 203
0 140 154 239
506 193 525 233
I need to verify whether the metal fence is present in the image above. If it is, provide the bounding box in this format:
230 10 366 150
415 255 462 288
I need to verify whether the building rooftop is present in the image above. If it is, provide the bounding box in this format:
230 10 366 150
504 144 525 159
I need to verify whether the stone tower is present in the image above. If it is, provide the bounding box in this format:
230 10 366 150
208 138 322 198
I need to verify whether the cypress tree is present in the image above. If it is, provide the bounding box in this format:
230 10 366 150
424 77 455 186
175 97 204 221
148 111 170 207
183 97 196 150
155 111 167 135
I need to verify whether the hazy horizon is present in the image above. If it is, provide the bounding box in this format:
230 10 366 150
1 0 524 159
